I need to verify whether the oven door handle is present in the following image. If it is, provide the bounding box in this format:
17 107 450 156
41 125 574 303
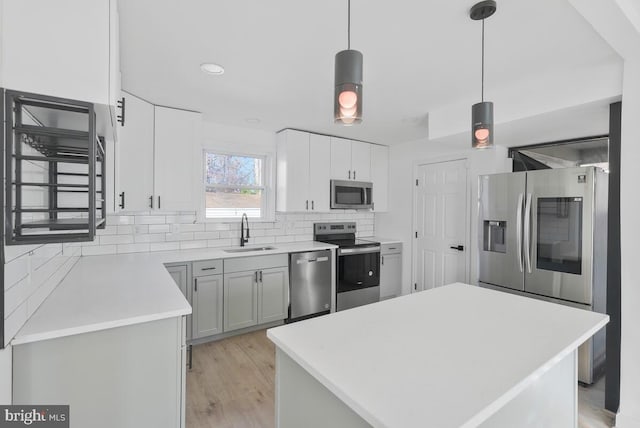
338 246 381 256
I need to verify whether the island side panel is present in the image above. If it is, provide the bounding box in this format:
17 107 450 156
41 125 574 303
13 317 184 428
275 348 372 428
478 350 577 428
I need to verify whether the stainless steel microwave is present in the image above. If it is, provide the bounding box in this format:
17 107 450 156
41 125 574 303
330 180 373 210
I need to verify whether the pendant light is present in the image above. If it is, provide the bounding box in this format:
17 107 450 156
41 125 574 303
470 0 497 148
335 0 363 125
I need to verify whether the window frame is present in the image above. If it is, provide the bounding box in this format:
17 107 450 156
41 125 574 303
199 148 275 222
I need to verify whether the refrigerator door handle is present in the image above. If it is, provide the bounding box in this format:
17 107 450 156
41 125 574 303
524 193 533 273
516 193 524 273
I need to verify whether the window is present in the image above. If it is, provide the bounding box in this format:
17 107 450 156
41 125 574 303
204 152 266 219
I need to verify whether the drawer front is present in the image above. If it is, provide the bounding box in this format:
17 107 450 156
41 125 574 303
193 259 223 276
381 242 402 255
224 254 288 274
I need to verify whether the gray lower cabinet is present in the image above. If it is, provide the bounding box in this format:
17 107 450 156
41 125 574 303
224 270 259 332
166 263 192 341
224 254 289 333
167 255 290 340
193 274 224 338
258 267 289 324
380 243 403 300
191 259 224 339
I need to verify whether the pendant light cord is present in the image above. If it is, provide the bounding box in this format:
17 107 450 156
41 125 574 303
348 0 351 50
481 18 485 102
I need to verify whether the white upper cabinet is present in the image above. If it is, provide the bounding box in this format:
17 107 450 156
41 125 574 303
117 92 201 212
330 138 371 181
330 138 352 180
276 130 330 212
371 144 389 211
350 141 371 182
117 92 155 211
154 106 201 211
1 0 119 107
308 134 331 211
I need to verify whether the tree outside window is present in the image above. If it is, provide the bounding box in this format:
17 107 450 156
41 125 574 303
205 152 265 219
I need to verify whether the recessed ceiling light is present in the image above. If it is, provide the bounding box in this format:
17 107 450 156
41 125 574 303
246 118 261 124
200 63 225 75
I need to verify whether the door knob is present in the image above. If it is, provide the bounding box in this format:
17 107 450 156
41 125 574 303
450 245 464 251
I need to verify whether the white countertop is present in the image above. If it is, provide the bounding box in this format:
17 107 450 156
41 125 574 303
13 241 337 345
267 283 609 428
360 236 402 245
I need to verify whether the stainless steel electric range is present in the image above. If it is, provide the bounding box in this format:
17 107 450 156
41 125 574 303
314 222 380 311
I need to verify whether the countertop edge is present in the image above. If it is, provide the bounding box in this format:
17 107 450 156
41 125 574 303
12 307 192 346
267 329 387 428
462 314 609 427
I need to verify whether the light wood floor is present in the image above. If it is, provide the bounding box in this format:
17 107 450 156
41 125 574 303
186 330 276 428
186 329 613 428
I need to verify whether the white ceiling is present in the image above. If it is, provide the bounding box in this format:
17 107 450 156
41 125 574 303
118 0 622 146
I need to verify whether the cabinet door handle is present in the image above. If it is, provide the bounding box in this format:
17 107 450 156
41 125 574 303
118 192 125 209
259 270 263 282
382 255 384 265
194 278 198 292
348 170 351 179
255 271 258 283
354 170 356 180
149 195 154 209
117 97 125 126
201 267 216 271
306 200 309 210
158 196 161 209
311 200 314 210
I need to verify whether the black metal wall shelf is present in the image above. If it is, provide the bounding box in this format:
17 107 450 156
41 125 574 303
3 89 106 245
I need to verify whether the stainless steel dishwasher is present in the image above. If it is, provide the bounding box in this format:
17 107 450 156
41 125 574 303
288 250 332 322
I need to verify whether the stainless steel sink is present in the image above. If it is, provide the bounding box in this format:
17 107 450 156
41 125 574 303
223 246 277 253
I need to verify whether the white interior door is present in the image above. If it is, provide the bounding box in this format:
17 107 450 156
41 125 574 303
414 159 468 291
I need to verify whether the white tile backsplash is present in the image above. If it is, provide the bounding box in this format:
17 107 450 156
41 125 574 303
80 211 375 256
3 242 80 345
149 242 180 252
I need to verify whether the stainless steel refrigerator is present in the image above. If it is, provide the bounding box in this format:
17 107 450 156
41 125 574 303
478 166 608 384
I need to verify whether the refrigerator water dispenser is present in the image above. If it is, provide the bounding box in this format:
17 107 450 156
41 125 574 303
483 221 506 253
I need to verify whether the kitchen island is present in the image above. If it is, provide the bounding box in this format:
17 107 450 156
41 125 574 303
267 282 608 428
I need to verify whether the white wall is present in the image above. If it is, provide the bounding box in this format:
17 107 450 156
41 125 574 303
617 57 640 428
375 135 511 295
